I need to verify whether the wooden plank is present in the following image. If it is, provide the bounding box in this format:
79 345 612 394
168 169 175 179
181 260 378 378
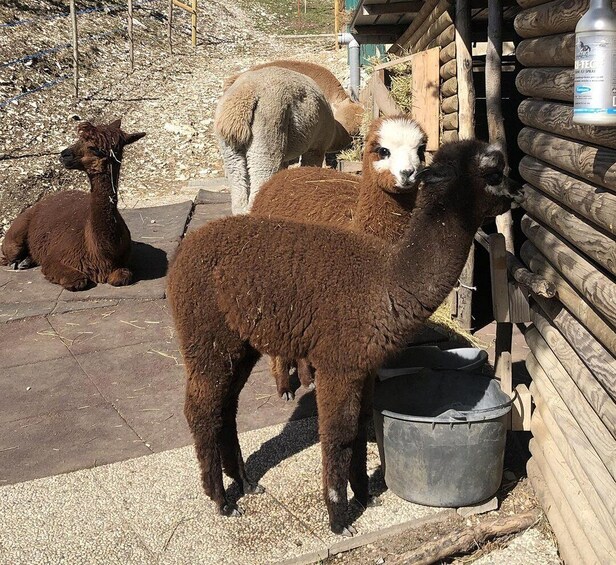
519 156 616 235
530 303 616 436
530 378 616 546
441 94 458 114
390 0 445 54
373 53 414 71
516 32 575 67
521 240 616 357
515 67 573 102
518 127 616 192
523 184 616 275
455 0 475 139
442 112 458 130
514 0 588 39
413 9 454 53
526 329 616 479
489 233 510 323
518 99 616 151
439 58 457 79
521 215 616 326
411 48 440 151
426 24 455 50
440 41 456 63
532 293 616 401
441 129 459 142
441 76 457 97
408 0 453 49
373 74 403 118
527 457 584 565
511 384 532 431
529 436 614 564
363 2 423 15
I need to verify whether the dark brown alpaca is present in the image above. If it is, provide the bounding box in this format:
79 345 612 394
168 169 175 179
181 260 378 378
1 120 145 290
251 116 427 399
166 139 523 535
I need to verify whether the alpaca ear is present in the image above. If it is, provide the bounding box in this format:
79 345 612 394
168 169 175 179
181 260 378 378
110 118 122 129
77 121 98 141
124 131 146 145
416 163 457 185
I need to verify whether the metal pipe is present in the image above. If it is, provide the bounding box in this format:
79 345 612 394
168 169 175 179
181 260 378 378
338 32 360 100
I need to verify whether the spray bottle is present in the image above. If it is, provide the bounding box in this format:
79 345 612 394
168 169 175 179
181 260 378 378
573 0 616 125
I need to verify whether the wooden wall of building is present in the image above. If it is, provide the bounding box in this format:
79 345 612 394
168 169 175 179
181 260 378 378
515 0 616 562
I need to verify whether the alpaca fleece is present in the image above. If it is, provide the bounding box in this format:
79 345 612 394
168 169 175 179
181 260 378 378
167 139 523 535
1 120 145 290
214 66 352 214
224 59 364 137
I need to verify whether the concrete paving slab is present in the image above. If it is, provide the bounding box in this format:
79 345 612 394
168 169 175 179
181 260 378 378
47 300 174 355
0 266 61 322
187 202 232 233
0 403 150 485
121 201 193 244
0 471 155 564
0 356 104 425
50 297 120 315
0 299 57 322
0 316 69 369
190 181 231 197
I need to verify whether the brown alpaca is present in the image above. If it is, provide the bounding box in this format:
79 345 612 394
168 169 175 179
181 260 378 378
1 120 145 290
251 116 427 399
223 59 364 137
166 139 523 535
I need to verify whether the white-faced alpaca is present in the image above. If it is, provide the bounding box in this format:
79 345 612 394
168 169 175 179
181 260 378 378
251 115 427 399
1 120 145 290
214 66 352 214
224 59 364 138
167 140 523 535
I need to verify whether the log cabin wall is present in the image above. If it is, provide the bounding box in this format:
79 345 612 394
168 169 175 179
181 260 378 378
515 0 616 562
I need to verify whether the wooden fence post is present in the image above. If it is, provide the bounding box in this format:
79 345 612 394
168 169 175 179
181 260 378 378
69 0 79 99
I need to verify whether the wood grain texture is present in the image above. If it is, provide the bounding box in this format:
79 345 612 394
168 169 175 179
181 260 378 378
518 127 616 192
527 457 584 565
390 0 446 54
413 8 454 52
532 294 616 401
530 303 616 436
523 184 616 275
516 33 574 67
521 215 616 326
441 129 459 142
530 378 616 547
439 40 456 63
455 0 475 139
518 99 616 150
519 156 616 235
440 58 457 79
427 24 456 50
529 436 614 564
442 111 459 130
514 0 588 38
515 67 573 102
441 94 458 114
441 76 458 97
526 330 616 480
521 240 616 356
411 48 441 151
517 0 558 8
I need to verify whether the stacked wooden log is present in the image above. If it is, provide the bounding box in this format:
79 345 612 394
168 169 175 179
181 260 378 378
515 0 616 562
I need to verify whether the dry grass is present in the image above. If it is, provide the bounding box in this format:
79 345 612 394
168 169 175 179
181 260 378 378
428 302 490 349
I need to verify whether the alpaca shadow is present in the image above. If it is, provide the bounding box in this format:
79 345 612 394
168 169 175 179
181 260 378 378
128 241 169 282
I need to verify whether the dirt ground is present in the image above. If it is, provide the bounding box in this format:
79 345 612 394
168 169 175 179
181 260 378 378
0 0 348 235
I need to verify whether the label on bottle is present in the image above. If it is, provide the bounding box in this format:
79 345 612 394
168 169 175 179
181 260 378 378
574 31 616 115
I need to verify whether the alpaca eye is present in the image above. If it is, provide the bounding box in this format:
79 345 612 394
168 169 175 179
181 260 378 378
485 172 503 185
91 147 108 158
417 144 426 162
377 147 390 159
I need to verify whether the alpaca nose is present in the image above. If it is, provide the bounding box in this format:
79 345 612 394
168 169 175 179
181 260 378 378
60 149 71 159
400 169 415 183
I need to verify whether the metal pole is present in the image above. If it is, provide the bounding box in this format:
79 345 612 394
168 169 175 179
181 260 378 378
69 0 79 99
128 0 134 71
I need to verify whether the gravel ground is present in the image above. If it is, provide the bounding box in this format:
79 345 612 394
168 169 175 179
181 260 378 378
0 0 349 235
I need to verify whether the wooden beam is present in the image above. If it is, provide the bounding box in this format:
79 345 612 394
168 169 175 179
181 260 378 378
523 184 616 275
411 48 441 151
455 0 475 139
521 215 616 327
521 240 616 357
363 2 423 15
354 25 407 37
441 94 458 114
426 24 455 50
441 76 457 97
519 156 616 235
442 111 458 129
353 33 403 43
390 0 449 54
515 67 573 102
442 129 459 142
440 40 456 63
516 33 575 67
514 0 589 39
439 58 457 79
408 0 453 49
373 53 414 71
517 0 556 8
372 78 404 117
413 8 454 52
518 126 616 192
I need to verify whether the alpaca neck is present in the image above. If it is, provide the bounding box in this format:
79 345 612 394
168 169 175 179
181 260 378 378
87 163 122 239
352 175 415 241
388 187 480 334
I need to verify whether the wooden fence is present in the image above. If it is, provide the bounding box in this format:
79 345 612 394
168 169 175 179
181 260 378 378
515 0 616 562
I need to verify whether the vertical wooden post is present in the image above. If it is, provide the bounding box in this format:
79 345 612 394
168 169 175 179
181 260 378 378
334 0 340 50
191 0 197 48
451 0 475 329
128 0 134 71
69 0 79 99
168 0 173 54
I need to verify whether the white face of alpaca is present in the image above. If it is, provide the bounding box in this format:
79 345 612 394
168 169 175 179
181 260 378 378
372 118 426 188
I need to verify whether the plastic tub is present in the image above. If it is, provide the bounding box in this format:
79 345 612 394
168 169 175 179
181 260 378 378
373 370 512 507
377 346 488 380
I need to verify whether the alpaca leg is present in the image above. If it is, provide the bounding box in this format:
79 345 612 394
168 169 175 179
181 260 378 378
107 267 133 286
271 356 295 401
245 134 286 211
218 136 250 215
41 261 89 291
315 371 365 535
297 358 315 390
300 150 326 168
349 376 377 508
1 207 34 268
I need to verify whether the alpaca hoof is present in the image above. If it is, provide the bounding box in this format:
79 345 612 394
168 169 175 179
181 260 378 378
220 504 243 517
243 481 265 495
280 391 295 402
63 277 89 291
108 268 133 286
17 257 33 270
331 523 357 537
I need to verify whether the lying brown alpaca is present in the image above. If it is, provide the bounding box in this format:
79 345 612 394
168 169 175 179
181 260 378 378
251 115 427 399
167 139 523 535
1 120 145 290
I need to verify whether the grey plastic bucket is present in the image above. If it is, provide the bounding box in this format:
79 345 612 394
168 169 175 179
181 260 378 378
378 346 488 380
373 370 512 507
